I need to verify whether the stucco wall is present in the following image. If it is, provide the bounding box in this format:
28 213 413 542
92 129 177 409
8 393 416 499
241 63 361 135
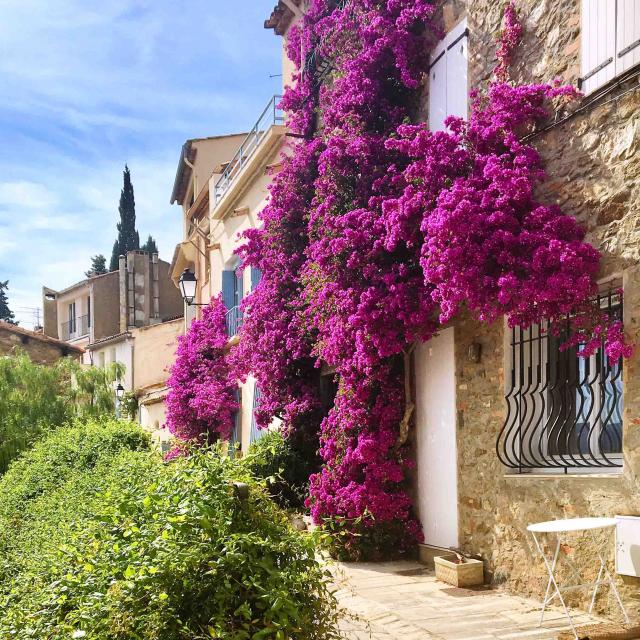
157 260 183 321
91 271 120 341
206 138 283 454
429 0 640 618
132 318 182 391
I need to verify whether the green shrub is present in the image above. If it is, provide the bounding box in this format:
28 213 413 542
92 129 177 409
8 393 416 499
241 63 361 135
0 352 126 472
0 422 341 639
243 430 318 511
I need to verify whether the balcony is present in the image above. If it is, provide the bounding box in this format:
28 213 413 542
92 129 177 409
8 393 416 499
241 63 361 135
60 315 90 341
212 95 285 216
225 306 243 339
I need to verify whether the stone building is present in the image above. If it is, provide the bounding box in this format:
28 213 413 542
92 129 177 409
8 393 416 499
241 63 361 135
406 0 640 617
0 321 83 364
266 0 640 619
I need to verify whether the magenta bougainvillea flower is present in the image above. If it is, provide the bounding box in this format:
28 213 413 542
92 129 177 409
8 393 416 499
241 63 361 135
165 296 238 448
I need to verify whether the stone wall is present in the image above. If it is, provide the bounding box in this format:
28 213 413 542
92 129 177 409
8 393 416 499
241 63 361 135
0 323 82 365
444 0 640 619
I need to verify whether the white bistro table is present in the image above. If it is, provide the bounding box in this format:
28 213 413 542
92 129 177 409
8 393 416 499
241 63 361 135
528 517 629 639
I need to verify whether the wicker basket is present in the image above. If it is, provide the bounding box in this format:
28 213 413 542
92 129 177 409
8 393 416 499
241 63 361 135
434 555 484 587
557 624 640 640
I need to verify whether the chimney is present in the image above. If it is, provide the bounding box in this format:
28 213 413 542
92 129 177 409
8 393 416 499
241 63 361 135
118 255 127 332
152 252 160 321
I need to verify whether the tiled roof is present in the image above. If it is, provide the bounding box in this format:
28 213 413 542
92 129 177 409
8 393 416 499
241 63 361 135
87 332 131 349
0 321 84 353
265 0 301 35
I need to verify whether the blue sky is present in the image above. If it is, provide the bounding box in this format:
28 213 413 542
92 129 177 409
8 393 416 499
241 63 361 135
0 0 282 327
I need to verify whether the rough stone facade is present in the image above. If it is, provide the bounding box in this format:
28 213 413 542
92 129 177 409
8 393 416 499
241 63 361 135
0 322 83 364
418 0 640 621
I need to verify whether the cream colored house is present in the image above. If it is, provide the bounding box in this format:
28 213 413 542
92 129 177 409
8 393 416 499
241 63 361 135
43 251 183 438
170 96 287 454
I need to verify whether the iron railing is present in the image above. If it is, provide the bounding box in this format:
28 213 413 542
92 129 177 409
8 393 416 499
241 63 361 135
60 314 90 341
302 0 350 89
497 291 624 473
214 95 284 204
225 306 243 338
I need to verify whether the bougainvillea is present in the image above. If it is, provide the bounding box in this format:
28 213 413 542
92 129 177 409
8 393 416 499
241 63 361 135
495 0 523 82
166 296 238 449
234 0 632 557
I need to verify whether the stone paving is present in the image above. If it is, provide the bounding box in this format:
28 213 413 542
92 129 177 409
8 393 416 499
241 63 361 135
333 561 604 640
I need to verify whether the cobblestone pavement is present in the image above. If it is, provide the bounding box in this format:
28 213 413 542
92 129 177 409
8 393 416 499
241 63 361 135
333 561 604 639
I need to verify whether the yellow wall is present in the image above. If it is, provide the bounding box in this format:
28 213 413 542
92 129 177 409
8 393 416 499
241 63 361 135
131 318 183 391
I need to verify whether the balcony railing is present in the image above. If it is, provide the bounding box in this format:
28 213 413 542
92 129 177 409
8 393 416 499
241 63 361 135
60 314 90 341
225 306 243 339
213 95 284 204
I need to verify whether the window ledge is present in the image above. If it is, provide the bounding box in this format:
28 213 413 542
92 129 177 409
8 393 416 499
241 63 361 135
504 473 623 480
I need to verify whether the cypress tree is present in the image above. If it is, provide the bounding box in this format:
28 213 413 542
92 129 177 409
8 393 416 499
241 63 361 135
141 235 158 254
85 255 107 278
109 165 140 271
0 280 17 324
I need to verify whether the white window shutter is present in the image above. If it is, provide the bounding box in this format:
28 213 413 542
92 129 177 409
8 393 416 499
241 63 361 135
616 0 640 74
445 24 468 122
428 51 447 131
428 19 468 132
581 0 616 94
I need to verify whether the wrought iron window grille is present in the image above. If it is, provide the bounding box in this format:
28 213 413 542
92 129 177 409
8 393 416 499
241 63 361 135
497 290 624 474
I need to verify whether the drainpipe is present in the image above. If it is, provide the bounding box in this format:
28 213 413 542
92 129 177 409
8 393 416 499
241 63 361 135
152 252 160 321
184 155 196 203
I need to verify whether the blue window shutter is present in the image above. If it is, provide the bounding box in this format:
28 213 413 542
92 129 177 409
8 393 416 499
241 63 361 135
222 270 235 310
235 269 244 305
251 267 262 291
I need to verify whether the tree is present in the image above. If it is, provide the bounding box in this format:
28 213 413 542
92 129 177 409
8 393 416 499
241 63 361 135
0 281 16 324
140 235 158 254
0 353 125 472
109 165 139 271
85 255 107 278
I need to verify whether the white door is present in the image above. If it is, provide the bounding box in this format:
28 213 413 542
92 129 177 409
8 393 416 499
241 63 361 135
415 327 459 548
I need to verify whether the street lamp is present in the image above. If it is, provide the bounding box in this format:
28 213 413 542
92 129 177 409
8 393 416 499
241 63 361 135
115 383 125 419
178 268 208 306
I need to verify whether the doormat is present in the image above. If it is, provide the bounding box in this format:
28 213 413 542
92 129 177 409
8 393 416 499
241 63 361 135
557 624 640 640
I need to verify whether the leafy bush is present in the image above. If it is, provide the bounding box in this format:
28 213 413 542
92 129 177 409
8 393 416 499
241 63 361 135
243 430 319 511
0 352 125 472
0 420 340 639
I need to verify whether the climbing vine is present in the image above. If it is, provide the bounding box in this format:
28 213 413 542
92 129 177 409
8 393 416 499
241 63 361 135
234 0 632 558
166 296 238 453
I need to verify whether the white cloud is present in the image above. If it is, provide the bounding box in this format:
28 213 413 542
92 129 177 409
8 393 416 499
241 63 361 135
0 181 58 209
0 0 282 327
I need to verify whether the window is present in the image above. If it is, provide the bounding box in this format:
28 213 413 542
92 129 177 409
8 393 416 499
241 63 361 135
428 19 468 132
87 296 91 328
68 302 76 334
580 0 640 94
498 291 624 473
222 267 243 337
250 266 262 292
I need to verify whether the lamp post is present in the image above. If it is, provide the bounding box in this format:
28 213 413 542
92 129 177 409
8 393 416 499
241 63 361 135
179 268 209 307
115 383 125 419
